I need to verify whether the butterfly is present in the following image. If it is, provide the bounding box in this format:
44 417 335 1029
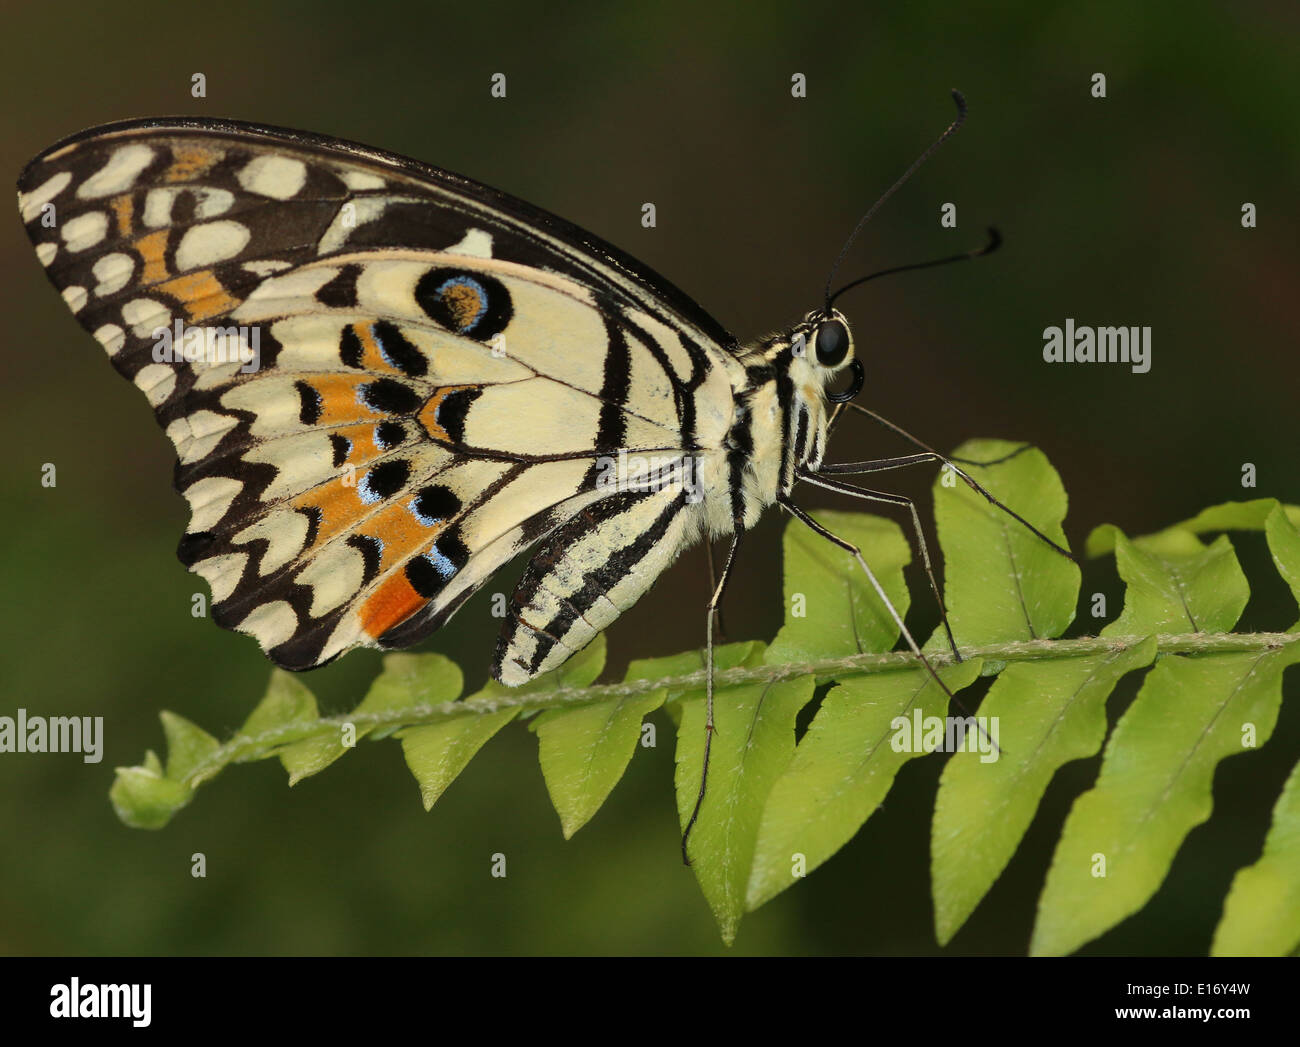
18 91 1069 856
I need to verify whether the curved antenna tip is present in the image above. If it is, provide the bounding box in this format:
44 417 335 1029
826 226 1003 307
822 90 973 302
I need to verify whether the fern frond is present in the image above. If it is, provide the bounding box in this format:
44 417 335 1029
108 440 1300 954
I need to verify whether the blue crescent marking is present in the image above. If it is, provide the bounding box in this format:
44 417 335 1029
358 471 383 505
369 326 413 379
421 544 458 578
370 323 402 371
408 496 444 528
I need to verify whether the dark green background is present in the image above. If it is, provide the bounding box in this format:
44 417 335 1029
1 1 1296 955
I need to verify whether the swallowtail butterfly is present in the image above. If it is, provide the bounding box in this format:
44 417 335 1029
18 93 1068 856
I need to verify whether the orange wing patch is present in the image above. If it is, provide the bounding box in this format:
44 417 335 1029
291 472 368 550
164 143 223 184
289 470 434 555
302 374 414 427
134 229 170 284
110 193 134 238
366 501 445 572
331 421 382 468
358 572 426 639
297 482 449 639
157 270 240 322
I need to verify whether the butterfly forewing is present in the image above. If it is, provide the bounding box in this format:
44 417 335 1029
18 119 740 675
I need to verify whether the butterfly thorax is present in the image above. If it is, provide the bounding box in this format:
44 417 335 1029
709 311 852 535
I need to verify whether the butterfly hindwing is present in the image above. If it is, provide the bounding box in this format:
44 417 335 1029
18 119 740 674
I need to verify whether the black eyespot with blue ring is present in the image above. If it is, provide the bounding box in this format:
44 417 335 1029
415 267 513 342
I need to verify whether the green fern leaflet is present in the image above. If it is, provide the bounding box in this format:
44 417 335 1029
109 440 1300 954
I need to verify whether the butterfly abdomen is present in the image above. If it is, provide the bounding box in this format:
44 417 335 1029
493 486 696 685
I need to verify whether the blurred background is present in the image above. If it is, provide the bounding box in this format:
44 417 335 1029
1 0 1296 955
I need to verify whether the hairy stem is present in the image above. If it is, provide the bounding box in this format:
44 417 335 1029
180 630 1298 788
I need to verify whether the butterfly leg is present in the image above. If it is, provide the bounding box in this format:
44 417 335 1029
819 446 1074 562
703 534 729 643
798 469 959 661
777 496 999 757
681 528 742 865
778 496 933 670
837 401 1034 467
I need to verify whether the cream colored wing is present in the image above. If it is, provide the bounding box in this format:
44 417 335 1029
17 120 742 671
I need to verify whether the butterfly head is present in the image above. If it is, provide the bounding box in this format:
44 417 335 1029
794 307 863 404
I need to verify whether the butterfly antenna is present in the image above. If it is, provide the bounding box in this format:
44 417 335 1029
823 89 969 307
828 227 1000 308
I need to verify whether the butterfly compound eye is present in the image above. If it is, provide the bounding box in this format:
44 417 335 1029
814 317 851 367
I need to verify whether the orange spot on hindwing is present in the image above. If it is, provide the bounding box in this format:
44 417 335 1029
358 572 426 638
